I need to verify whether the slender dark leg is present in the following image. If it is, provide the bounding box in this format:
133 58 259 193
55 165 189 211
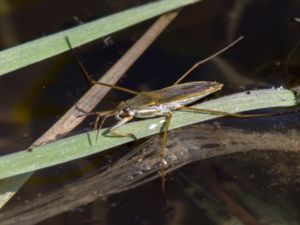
105 116 137 140
178 106 269 118
65 36 139 95
95 115 111 142
173 36 243 85
160 112 173 193
75 106 115 141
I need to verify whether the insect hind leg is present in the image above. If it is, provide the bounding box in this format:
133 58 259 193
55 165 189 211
178 106 269 118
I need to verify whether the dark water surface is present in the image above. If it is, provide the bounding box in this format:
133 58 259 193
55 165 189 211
0 0 300 224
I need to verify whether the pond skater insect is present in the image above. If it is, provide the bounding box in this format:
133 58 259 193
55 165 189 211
66 36 264 191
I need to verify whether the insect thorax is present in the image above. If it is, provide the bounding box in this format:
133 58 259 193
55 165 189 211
133 103 180 118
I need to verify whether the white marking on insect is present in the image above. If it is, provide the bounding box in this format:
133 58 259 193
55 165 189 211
159 119 166 124
149 123 158 130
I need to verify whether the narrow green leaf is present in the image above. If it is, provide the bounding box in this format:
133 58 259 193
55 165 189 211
0 174 31 208
0 0 200 77
0 89 296 180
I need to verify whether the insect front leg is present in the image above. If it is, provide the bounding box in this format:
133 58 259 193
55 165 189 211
105 116 137 140
75 107 116 141
94 114 111 142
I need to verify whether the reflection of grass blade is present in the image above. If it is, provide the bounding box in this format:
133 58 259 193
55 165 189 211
0 0 199 77
1 116 300 225
0 89 296 180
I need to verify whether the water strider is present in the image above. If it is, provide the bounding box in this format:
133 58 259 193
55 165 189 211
66 36 263 190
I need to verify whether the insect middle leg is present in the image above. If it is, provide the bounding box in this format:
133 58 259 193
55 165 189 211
160 112 173 192
65 36 139 96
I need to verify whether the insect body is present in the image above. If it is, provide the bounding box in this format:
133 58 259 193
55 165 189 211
111 81 223 131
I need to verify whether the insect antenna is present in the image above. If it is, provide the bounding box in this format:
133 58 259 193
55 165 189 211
65 36 139 95
174 36 244 85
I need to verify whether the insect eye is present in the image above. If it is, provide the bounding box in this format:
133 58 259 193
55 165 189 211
123 107 131 113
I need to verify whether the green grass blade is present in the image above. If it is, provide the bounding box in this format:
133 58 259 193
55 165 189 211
0 89 296 180
0 0 200 77
0 173 31 208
